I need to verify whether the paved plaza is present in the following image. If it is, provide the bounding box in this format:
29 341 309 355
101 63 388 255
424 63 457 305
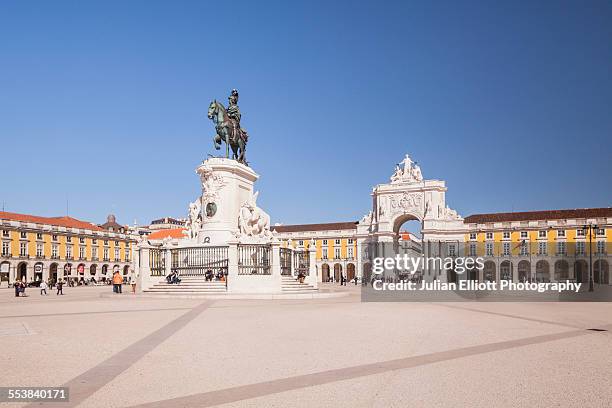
0 286 611 407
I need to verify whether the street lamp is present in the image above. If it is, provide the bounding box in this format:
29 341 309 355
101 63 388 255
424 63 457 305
582 224 598 292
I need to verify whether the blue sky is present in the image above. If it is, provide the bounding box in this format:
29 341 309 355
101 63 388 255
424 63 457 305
1 0 610 226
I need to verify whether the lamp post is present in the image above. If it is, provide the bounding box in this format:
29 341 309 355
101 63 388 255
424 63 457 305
582 224 598 292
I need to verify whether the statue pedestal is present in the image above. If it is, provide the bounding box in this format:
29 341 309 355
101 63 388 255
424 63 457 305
195 158 259 245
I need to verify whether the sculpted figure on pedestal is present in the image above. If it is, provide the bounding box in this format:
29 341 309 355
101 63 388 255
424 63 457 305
207 89 249 164
184 198 202 239
390 154 423 184
238 191 271 238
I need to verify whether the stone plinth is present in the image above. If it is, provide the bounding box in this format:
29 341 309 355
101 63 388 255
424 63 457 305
196 158 259 245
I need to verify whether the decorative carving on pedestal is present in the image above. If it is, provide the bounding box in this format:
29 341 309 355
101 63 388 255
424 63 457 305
196 163 227 222
184 198 202 240
238 191 272 239
388 192 424 218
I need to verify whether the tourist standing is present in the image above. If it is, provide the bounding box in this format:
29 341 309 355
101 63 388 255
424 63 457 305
112 271 123 294
14 280 20 297
56 279 64 295
40 280 48 296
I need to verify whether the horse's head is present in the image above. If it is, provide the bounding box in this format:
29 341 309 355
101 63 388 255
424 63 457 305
207 100 218 119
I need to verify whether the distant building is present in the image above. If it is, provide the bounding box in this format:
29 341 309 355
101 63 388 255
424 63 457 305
149 217 187 230
99 214 127 233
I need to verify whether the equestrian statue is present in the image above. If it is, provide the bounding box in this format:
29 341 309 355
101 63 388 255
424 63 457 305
207 89 249 164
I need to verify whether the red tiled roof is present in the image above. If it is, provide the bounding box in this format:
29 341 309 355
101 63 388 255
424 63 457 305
0 211 104 231
464 208 612 224
148 228 187 240
271 222 358 233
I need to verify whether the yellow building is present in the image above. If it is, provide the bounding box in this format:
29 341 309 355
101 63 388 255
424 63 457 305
0 211 137 286
272 222 359 282
271 208 610 285
461 208 610 284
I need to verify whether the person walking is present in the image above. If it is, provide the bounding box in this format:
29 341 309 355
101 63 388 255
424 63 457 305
40 280 48 296
14 280 21 297
340 270 346 286
56 279 64 295
129 271 136 294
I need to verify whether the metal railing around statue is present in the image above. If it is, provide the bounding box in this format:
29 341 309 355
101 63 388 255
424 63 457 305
170 246 229 277
150 248 165 276
280 247 292 276
294 250 310 276
238 244 271 275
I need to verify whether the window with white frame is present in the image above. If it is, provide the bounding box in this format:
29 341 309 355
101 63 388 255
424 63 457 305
557 229 565 238
520 231 528 239
469 233 477 240
298 240 304 246
20 231 27 239
502 242 510 256
114 248 120 260
469 243 476 256
115 240 119 246
92 239 97 245
79 246 85 259
576 229 585 237
104 240 109 246
36 232 43 240
486 232 493 240
557 242 566 255
347 246 354 259
335 239 341 245
348 239 354 244
92 247 98 259
597 241 606 254
2 230 9 237
66 245 72 259
322 239 328 246
322 248 328 259
79 237 85 244
485 243 493 256
52 234 58 241
503 231 510 239
52 245 58 258
66 235 72 243
103 248 109 260
2 241 9 256
576 241 585 255
448 244 456 257
597 228 605 236
538 242 547 255
334 247 341 259
520 242 529 256
538 230 547 238
36 243 43 257
20 242 27 256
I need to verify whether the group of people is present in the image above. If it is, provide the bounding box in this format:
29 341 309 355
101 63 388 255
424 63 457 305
14 279 64 297
204 269 225 282
166 270 181 284
112 271 137 294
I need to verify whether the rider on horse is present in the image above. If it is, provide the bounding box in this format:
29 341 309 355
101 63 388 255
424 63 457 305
227 89 248 144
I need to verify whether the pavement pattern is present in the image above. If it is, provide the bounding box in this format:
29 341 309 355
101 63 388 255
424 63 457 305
0 284 611 407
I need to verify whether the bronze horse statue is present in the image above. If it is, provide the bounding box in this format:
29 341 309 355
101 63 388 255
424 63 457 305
207 100 247 163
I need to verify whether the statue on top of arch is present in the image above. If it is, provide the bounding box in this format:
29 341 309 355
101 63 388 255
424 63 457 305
390 154 423 184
